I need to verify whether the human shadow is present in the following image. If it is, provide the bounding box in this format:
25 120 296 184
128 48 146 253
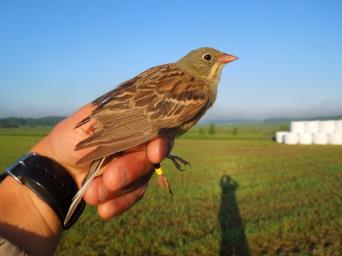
0 222 58 255
219 175 250 256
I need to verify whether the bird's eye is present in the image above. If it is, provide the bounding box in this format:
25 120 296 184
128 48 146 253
202 53 213 62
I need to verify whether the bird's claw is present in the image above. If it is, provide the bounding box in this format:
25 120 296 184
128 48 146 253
167 154 191 171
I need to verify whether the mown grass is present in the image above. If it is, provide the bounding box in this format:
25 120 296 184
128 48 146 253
0 127 341 255
181 122 289 140
0 127 51 168
0 127 51 137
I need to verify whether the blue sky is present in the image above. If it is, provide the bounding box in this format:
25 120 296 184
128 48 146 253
1 0 341 120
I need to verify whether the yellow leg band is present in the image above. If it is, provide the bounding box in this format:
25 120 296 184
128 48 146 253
155 166 163 176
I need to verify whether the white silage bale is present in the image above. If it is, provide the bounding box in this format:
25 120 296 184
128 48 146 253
328 133 342 145
291 121 305 133
275 131 288 143
319 120 335 133
305 121 319 133
298 133 312 145
334 120 342 133
312 133 328 145
284 132 298 145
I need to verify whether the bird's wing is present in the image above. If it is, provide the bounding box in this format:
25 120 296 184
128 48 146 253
135 63 212 128
76 64 210 164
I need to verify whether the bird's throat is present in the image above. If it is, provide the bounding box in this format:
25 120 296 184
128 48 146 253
207 62 224 84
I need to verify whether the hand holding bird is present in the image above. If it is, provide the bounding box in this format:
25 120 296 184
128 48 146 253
31 104 172 221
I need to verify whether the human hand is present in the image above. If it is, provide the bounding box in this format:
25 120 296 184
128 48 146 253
31 104 171 219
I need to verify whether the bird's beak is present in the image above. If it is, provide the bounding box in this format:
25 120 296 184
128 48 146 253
217 54 238 64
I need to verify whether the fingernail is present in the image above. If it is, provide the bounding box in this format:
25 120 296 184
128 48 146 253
98 183 108 202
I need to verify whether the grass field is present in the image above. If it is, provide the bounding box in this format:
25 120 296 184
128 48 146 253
0 126 341 255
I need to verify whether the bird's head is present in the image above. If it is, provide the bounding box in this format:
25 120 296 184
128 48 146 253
176 47 237 86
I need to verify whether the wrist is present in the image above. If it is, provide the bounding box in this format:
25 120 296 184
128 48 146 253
0 176 61 255
3 151 85 230
31 135 85 188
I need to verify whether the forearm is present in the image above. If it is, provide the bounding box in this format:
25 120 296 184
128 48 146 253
0 176 61 256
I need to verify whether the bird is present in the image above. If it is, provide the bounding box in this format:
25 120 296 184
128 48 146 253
64 47 238 225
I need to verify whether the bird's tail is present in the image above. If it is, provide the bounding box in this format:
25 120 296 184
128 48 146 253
64 157 105 226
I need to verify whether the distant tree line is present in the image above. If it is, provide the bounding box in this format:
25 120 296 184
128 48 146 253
199 124 217 136
198 124 239 136
0 117 65 128
264 115 342 123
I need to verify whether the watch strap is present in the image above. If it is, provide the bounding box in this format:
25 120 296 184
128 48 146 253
2 153 85 229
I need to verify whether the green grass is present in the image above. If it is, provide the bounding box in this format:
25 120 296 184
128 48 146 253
0 127 341 255
0 127 50 169
181 122 289 140
0 126 51 137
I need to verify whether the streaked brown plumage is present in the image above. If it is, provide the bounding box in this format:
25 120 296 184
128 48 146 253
65 47 237 224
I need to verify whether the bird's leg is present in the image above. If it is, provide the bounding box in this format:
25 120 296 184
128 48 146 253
167 154 191 172
155 164 173 199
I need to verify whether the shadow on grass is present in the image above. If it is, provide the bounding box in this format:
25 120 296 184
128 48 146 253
219 175 250 256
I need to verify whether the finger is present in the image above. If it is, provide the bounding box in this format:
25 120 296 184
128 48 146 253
83 176 104 205
97 183 148 219
84 172 152 205
84 137 173 202
146 137 174 164
102 150 153 192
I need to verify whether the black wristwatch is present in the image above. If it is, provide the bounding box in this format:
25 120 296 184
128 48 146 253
0 152 85 229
